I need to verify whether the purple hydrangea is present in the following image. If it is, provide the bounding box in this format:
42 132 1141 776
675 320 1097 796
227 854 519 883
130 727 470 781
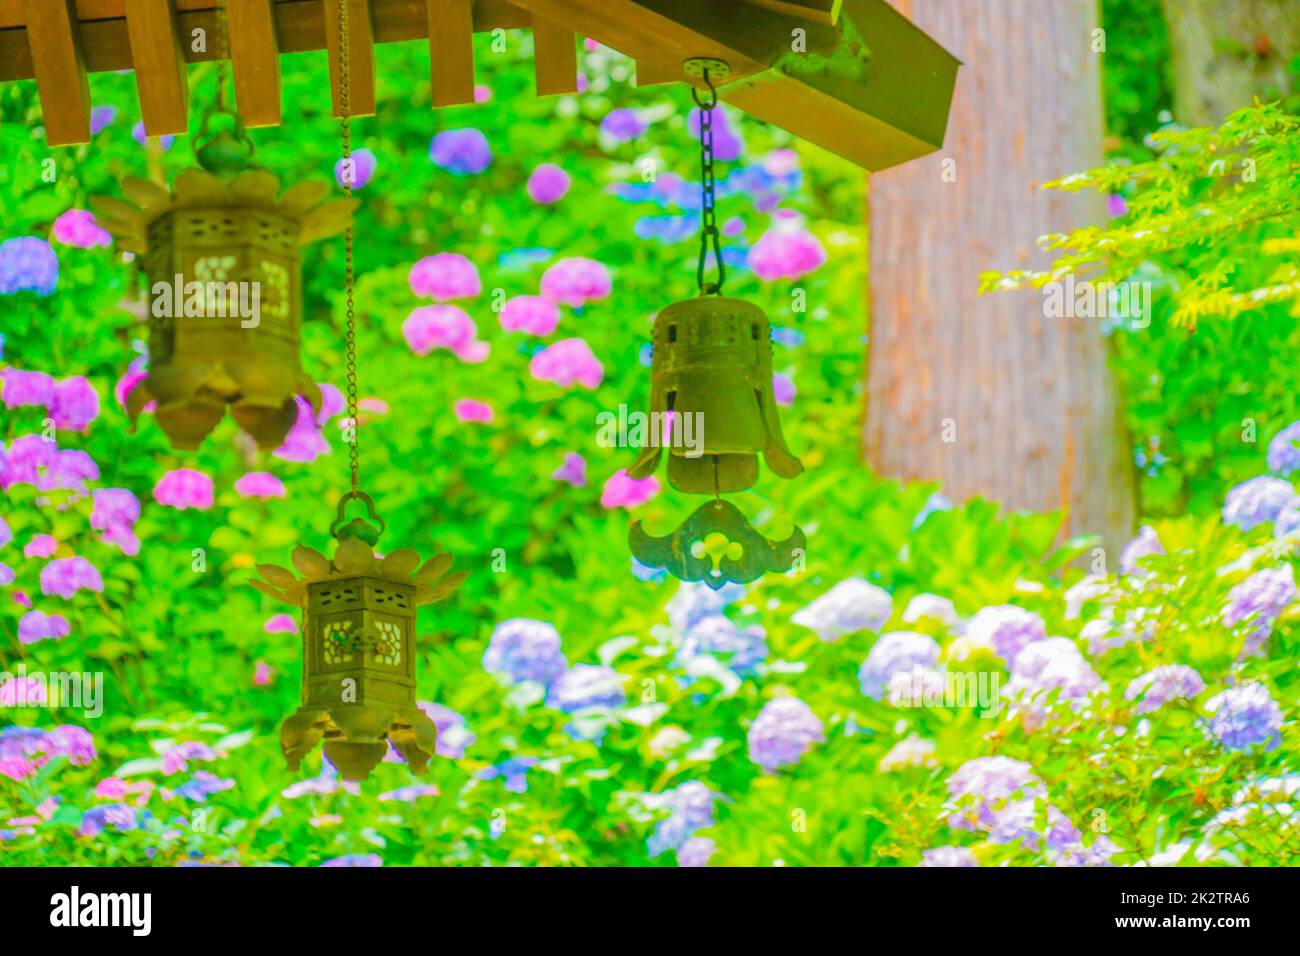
920 845 978 867
90 105 117 134
901 593 961 630
1222 476 1298 531
334 148 377 189
529 337 604 388
174 770 235 802
1004 637 1100 707
678 616 768 676
153 468 214 510
688 106 744 161
321 854 382 867
791 577 893 642
748 227 826 282
858 631 941 700
676 836 716 867
483 618 567 686
1267 421 1300 475
1205 682 1283 751
39 556 103 599
51 210 111 249
966 605 1047 667
49 376 99 432
402 305 488 362
599 108 647 143
408 252 482 301
0 237 59 296
647 781 715 857
1223 564 1296 656
78 804 142 837
747 697 824 773
18 609 70 644
90 488 141 555
946 756 1044 831
1124 665 1206 715
551 451 587 487
499 295 560 336
476 756 537 793
417 702 476 758
430 128 492 175
1 369 55 408
1120 525 1164 575
539 257 612 308
545 664 626 712
527 163 571 204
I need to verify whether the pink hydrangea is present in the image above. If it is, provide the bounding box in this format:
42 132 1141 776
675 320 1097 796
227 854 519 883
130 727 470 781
0 436 99 495
530 338 604 389
275 384 345 463
91 488 141 555
264 613 298 633
0 676 46 706
51 209 112 249
39 556 103 599
499 295 560 336
453 399 494 424
408 253 482 300
527 163 572 204
48 376 99 431
17 609 70 644
402 305 490 362
160 741 218 776
540 257 612 308
235 471 286 499
1 369 55 408
773 372 796 405
114 358 150 410
552 452 587 487
748 227 827 281
24 534 58 558
153 468 214 510
601 469 660 509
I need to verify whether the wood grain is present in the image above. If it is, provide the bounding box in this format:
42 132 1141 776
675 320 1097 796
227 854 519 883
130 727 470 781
531 12 576 96
22 0 90 144
123 0 188 136
427 0 474 106
227 0 281 126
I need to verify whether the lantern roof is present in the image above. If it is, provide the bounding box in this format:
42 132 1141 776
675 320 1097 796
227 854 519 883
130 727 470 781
0 0 958 170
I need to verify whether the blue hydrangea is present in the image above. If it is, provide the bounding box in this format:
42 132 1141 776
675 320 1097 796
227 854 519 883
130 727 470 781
1276 505 1300 543
1222 564 1296 656
965 604 1047 667
666 581 744 632
477 756 538 793
0 237 59 296
1267 421 1300 476
747 697 823 773
174 770 236 802
1120 525 1164 575
630 555 665 581
1124 665 1206 715
858 631 941 699
647 781 715 857
482 618 567 686
677 616 768 676
1222 476 1298 531
676 836 715 867
545 664 626 713
1205 683 1283 751
429 128 493 175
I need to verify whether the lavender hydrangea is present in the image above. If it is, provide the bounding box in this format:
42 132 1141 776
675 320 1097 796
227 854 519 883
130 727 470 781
1222 476 1298 531
417 702 476 758
1222 564 1295 656
646 781 716 857
665 581 744 632
677 616 767 676
901 593 961 630
858 631 941 700
1266 420 1300 475
1205 682 1283 751
545 664 626 712
920 845 977 867
676 836 716 867
429 128 493 175
965 605 1047 667
791 577 893 642
482 618 567 686
1120 525 1164 575
1124 665 1206 715
946 756 1044 831
0 237 59 296
747 697 824 772
1004 638 1100 710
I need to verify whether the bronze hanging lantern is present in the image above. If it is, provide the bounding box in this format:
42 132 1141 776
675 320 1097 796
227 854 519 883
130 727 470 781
251 493 465 781
628 60 806 589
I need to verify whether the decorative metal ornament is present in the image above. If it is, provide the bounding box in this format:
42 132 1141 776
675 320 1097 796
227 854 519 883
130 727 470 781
250 492 466 781
628 60 806 589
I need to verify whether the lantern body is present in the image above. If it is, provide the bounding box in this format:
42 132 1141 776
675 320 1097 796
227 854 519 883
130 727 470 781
629 296 803 493
93 170 355 449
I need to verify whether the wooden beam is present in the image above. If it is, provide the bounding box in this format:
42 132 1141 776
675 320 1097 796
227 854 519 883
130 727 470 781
22 0 90 145
742 0 841 24
122 0 188 136
323 0 376 117
226 0 281 126
531 13 575 96
427 0 474 107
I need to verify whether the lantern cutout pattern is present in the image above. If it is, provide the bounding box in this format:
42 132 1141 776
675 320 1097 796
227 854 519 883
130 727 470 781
251 494 466 782
91 168 355 450
627 59 806 589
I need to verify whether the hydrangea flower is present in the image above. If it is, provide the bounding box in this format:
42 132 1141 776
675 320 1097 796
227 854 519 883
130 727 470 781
1 369 55 408
858 631 941 700
264 613 297 633
665 581 744 632
253 661 274 686
24 535 57 558
1223 564 1296 656
153 468 214 510
748 227 826 282
234 472 285 499
678 617 767 676
551 451 587 487
408 252 482 300
545 664 626 712
946 756 1044 827
174 771 235 802
530 337 604 388
1205 682 1283 751
483 618 567 686
0 237 59 296
902 593 960 630
90 105 117 133
402 305 489 362
131 121 174 149
1120 525 1164 575
647 781 715 856
499 294 560 336
1222 475 1298 531
600 468 658 509
920 845 977 867
0 437 99 495
747 697 823 772
17 610 70 644
79 804 142 837
417 702 477 759
965 605 1047 667
51 209 111 249
772 372 796 405
677 836 715 867
47 376 99 432
334 147 376 189
791 577 893 642
88 488 139 555
160 740 218 776
453 399 493 424
429 128 492 175
39 556 103 599
321 854 383 867
689 106 743 161
1266 421 1300 475
878 736 937 772
1063 574 1110 620
1003 638 1100 724
599 108 647 143
274 384 346 463
540 258 612 308
477 756 537 793
1124 665 1206 715
527 163 571 204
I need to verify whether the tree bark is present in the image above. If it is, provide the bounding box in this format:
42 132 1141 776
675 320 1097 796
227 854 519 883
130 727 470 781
865 0 1135 556
1164 0 1300 127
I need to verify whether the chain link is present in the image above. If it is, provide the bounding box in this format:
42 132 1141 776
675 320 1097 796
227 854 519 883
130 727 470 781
692 69 724 296
338 0 359 492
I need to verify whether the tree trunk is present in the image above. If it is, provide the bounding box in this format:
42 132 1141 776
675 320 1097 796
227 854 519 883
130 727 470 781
865 0 1135 557
1164 0 1300 126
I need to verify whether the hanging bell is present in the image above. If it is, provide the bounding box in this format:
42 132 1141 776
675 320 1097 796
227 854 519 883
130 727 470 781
628 295 803 493
250 493 466 782
91 158 356 450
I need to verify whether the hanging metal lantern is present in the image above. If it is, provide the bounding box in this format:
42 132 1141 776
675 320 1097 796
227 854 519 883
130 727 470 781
91 110 355 450
628 59 806 589
251 493 466 781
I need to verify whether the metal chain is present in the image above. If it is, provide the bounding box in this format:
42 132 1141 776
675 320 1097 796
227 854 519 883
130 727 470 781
338 0 359 492
691 69 724 296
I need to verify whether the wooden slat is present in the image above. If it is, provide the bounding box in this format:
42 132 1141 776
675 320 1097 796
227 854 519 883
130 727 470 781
427 0 474 107
531 13 575 96
323 0 375 117
226 0 281 126
122 0 188 136
743 0 841 24
22 0 90 145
